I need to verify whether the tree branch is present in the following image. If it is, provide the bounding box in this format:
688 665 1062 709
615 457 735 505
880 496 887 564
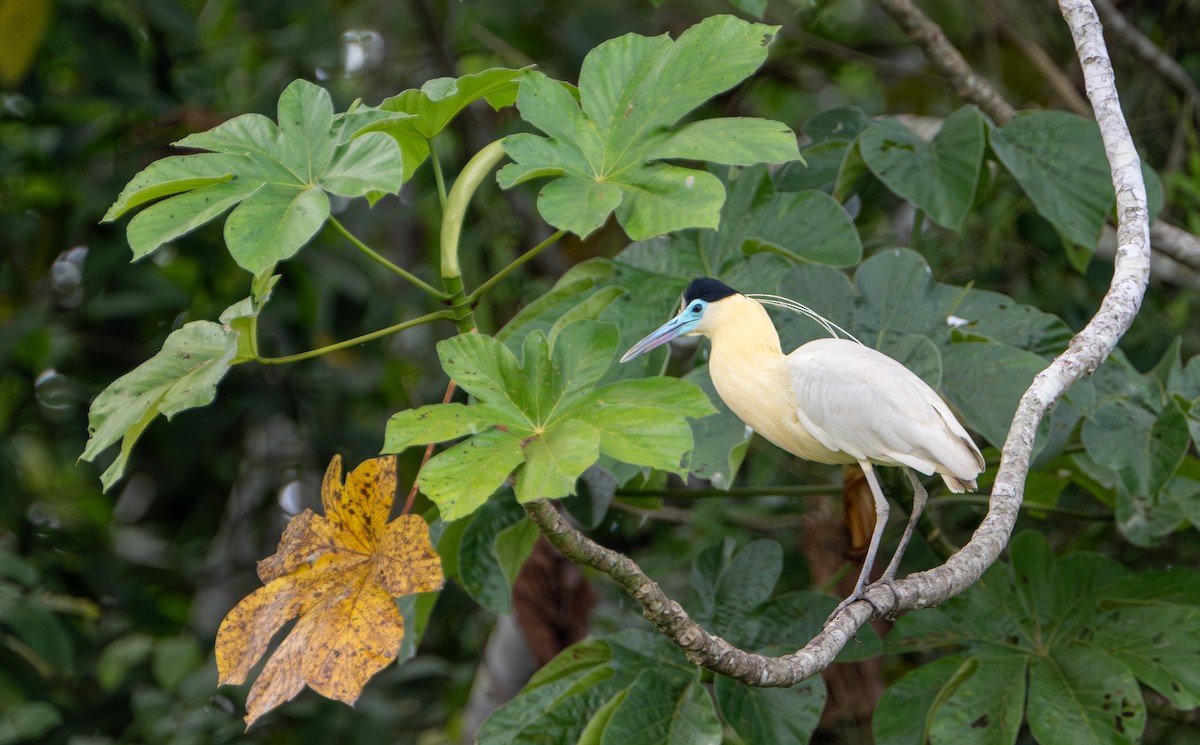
524 0 1151 688
1091 0 1200 109
877 0 1200 274
875 0 1017 124
1148 221 1200 271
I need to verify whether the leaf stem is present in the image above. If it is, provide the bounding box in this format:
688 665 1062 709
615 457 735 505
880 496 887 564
429 145 449 210
402 379 458 515
468 230 566 303
616 484 841 499
329 216 449 300
441 140 508 332
929 495 1112 520
256 310 454 365
910 208 925 250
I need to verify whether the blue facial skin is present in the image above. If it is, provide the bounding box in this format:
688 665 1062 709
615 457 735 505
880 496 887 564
619 298 708 363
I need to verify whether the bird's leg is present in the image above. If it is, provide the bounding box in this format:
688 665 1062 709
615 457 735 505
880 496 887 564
878 468 929 584
828 461 890 621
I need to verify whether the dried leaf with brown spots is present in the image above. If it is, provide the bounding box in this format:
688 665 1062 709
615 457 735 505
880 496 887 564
216 455 443 727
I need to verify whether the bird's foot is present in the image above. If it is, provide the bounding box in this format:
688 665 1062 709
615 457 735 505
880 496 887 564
826 579 899 624
826 589 866 624
866 577 899 618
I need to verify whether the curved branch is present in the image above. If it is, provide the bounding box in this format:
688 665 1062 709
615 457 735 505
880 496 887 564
525 0 1151 687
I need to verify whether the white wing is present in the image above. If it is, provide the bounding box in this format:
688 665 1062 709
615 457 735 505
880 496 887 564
786 338 983 483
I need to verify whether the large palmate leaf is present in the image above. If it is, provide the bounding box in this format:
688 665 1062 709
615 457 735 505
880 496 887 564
103 79 403 274
382 320 716 520
357 67 525 177
216 456 442 727
478 631 721 745
80 277 278 490
498 15 800 240
1073 342 1196 545
880 531 1200 745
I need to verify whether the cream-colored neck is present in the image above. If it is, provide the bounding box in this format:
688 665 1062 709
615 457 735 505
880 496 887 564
701 294 784 362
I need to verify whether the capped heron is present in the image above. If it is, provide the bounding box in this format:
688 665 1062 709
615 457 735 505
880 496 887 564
620 278 984 618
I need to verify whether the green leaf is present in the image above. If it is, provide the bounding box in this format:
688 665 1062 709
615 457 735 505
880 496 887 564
600 672 721 745
515 419 601 502
889 532 1199 743
495 517 540 592
382 403 503 452
648 117 803 165
873 655 968 745
989 111 1114 249
577 683 631 745
858 106 987 229
775 139 852 194
436 332 534 430
126 179 259 260
103 154 238 221
152 636 202 694
499 16 797 240
222 184 330 272
403 321 713 520
495 260 616 349
366 68 526 177
1082 396 1190 545
588 404 693 475
1028 645 1144 745
715 675 825 745
457 496 526 614
478 641 616 744
681 366 750 489
940 342 1048 453
0 702 62 745
739 189 863 267
690 539 782 641
1085 605 1200 710
420 429 526 521
104 79 403 272
804 106 872 144
749 591 883 661
80 316 248 491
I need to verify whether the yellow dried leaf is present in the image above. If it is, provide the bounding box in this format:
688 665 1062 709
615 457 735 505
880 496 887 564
216 455 443 727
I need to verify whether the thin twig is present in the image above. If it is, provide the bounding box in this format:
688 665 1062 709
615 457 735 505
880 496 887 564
256 310 454 365
611 500 812 532
1149 221 1200 271
329 217 449 299
616 484 839 499
876 0 1017 124
929 495 1112 520
467 230 566 303
402 380 458 515
990 1 1092 117
1091 0 1200 112
878 0 1200 275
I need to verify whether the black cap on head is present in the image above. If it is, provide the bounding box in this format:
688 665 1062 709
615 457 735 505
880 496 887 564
684 277 739 303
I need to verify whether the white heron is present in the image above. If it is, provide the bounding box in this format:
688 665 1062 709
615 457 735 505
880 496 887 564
620 277 984 618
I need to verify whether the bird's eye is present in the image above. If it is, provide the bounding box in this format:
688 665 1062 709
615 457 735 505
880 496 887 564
691 303 702 313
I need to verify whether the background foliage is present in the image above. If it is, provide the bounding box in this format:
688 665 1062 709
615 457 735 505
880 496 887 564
3 0 1200 743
